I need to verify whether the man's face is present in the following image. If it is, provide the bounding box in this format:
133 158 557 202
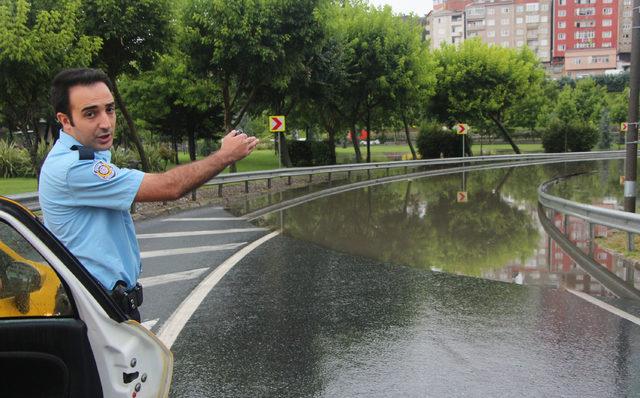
56 82 116 151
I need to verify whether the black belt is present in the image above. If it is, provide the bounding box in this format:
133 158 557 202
109 281 143 315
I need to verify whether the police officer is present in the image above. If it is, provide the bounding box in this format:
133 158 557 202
39 68 258 321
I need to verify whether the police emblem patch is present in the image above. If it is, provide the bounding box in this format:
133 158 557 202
93 161 116 180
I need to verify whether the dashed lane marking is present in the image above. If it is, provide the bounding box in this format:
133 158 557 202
139 267 210 287
162 217 246 221
140 243 246 259
157 231 280 349
567 288 640 326
137 228 265 239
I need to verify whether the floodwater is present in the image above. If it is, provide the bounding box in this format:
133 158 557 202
171 159 640 397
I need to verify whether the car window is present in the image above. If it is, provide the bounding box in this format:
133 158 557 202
0 221 73 318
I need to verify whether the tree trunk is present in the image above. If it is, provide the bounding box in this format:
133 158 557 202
110 78 150 171
402 114 417 160
188 130 196 162
488 113 521 154
278 132 292 167
350 123 362 163
365 112 371 163
327 128 337 165
172 138 179 165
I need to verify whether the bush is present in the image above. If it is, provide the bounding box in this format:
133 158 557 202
542 120 598 152
416 122 471 159
288 141 333 166
0 140 33 177
198 139 219 157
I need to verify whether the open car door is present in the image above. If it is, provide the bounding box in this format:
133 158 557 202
0 197 172 398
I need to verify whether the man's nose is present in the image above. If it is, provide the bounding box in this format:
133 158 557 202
97 112 112 129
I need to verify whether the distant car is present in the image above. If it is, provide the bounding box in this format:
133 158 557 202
0 196 173 397
359 139 381 145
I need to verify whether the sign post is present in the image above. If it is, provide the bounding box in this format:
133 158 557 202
269 116 286 169
455 123 469 158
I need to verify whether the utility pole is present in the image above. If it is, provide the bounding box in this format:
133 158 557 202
624 0 640 214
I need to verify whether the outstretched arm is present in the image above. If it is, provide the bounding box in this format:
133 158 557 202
135 131 259 202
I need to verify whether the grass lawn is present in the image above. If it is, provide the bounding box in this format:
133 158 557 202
1 178 38 196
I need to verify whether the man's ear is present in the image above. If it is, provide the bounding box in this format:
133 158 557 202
56 112 73 130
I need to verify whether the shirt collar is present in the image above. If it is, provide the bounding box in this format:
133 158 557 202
59 130 111 161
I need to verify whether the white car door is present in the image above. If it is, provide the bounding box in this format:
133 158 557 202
0 197 172 397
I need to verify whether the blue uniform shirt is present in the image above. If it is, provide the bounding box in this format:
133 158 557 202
39 131 145 290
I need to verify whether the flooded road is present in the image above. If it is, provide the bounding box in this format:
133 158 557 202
170 159 640 397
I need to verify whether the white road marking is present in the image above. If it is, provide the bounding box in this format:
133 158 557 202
162 217 246 221
157 231 280 349
139 267 210 287
141 318 159 330
137 228 265 239
566 288 640 326
140 243 246 259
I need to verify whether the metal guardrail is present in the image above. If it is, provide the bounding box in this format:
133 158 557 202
7 150 629 211
538 175 640 234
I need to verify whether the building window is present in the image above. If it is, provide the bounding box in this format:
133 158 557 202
541 4 549 10
603 0 613 3
603 42 612 47
558 10 566 16
558 21 566 28
559 0 566 4
502 41 510 47
526 3 540 11
603 19 612 26
558 33 566 40
624 10 632 17
576 20 596 27
575 42 596 48
603 7 613 15
487 30 496 37
540 39 548 45
487 8 495 14
502 7 510 13
574 30 595 39
573 58 582 65
516 17 523 24
602 31 612 38
575 0 595 3
576 7 595 16
501 18 509 25
526 14 540 23
487 19 495 25
517 40 524 46
516 5 524 12
558 44 566 51
516 29 525 35
501 29 510 36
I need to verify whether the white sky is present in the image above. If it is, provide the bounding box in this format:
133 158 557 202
367 0 434 15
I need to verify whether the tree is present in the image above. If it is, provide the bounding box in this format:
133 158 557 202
597 107 612 150
83 0 174 171
430 39 545 154
182 0 322 170
0 0 101 177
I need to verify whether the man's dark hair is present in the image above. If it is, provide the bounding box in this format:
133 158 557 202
50 68 114 122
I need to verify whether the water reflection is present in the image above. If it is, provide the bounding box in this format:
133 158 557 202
251 160 639 298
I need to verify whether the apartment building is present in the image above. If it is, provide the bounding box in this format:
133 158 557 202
425 9 466 48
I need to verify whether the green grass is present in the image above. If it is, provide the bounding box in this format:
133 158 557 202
1 178 38 196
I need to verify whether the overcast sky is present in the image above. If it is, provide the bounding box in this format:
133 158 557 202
367 0 433 15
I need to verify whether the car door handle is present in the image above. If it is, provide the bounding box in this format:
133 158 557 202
123 371 139 384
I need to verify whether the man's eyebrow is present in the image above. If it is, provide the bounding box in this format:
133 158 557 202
80 102 115 112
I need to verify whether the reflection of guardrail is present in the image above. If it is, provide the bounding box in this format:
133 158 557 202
537 175 640 300
7 150 629 211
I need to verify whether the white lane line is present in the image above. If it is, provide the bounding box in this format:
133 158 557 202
157 231 280 349
566 288 640 326
140 243 246 259
138 228 265 239
141 318 159 330
162 217 246 221
139 267 210 287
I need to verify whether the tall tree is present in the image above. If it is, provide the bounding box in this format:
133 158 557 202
83 0 174 171
182 0 322 170
430 39 545 154
0 0 101 177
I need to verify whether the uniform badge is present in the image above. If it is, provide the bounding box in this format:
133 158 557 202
93 161 116 180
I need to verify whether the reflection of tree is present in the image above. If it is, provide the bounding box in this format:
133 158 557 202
260 171 540 277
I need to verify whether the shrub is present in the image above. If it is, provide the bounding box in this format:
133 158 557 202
0 140 32 177
542 120 598 152
288 141 333 166
416 122 471 159
198 139 219 157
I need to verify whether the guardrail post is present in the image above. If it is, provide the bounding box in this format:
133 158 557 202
367 169 371 179
328 172 332 184
191 190 197 201
628 232 635 252
287 176 292 185
404 166 408 174
218 184 223 197
386 168 390 176
308 174 313 183
625 259 635 286
245 180 249 193
347 170 351 179
267 178 272 189
588 223 595 256
563 214 570 235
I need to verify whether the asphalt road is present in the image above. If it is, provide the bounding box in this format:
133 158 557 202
133 205 640 397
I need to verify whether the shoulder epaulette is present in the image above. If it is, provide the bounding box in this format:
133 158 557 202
70 145 95 160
